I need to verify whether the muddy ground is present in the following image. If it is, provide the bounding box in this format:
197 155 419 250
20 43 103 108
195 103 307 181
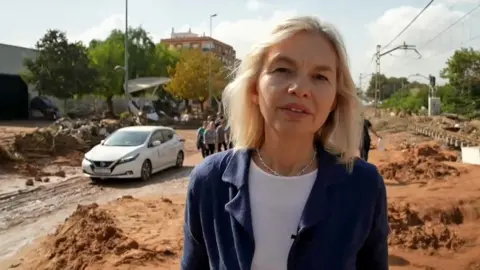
1 124 480 270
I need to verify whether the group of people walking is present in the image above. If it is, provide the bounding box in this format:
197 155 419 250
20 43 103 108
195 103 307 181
196 114 233 158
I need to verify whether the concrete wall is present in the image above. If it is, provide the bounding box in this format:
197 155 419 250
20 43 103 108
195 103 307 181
0 43 38 75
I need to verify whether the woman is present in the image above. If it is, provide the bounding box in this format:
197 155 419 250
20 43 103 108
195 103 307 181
196 121 208 158
182 16 388 270
203 121 216 156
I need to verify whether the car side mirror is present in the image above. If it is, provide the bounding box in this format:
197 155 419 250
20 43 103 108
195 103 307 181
100 140 105 144
150 140 161 147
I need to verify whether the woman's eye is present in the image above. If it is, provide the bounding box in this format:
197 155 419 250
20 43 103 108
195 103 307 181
273 67 291 73
314 74 328 81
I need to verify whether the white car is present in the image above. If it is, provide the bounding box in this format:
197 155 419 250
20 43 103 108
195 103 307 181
82 126 185 182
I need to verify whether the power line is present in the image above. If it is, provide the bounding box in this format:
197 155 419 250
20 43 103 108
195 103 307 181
397 3 480 68
381 0 435 52
423 33 480 59
418 2 480 49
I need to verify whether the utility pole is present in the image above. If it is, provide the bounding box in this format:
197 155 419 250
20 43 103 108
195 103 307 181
359 72 373 100
374 42 421 116
208 13 217 111
124 0 129 99
374 45 381 114
359 73 363 92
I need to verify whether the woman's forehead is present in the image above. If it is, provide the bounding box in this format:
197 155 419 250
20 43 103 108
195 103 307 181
265 32 337 69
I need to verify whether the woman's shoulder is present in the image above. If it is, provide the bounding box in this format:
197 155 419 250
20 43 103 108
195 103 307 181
348 158 385 194
188 150 236 193
351 158 381 179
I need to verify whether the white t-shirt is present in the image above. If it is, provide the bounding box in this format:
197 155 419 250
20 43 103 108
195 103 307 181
248 160 317 270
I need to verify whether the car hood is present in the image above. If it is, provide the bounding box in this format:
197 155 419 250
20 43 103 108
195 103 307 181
85 144 142 161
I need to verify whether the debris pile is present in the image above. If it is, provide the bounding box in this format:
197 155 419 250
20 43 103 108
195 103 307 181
0 117 138 164
379 142 459 182
388 203 464 252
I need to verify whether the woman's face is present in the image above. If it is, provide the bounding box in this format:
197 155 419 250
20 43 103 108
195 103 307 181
254 31 337 136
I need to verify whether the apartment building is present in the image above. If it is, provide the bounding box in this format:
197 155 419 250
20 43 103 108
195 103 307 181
160 28 236 67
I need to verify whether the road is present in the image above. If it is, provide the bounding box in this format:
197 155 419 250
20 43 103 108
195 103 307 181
0 153 200 261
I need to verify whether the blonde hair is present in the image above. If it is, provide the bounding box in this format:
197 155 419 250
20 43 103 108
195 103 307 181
222 16 363 169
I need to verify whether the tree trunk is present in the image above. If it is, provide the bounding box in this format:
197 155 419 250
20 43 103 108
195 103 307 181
105 95 115 118
198 99 204 112
185 99 192 113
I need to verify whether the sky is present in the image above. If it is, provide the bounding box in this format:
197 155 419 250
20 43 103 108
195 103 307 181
1 0 479 88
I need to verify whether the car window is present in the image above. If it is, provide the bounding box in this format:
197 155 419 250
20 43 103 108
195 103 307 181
161 130 174 142
149 130 164 144
103 130 150 146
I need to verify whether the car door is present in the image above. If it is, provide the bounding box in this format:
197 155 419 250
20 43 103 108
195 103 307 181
147 130 165 169
160 129 176 165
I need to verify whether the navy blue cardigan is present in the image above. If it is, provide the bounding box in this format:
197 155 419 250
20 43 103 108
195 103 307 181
181 145 389 270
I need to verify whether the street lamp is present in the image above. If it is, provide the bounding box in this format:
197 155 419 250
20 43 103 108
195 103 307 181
208 13 217 110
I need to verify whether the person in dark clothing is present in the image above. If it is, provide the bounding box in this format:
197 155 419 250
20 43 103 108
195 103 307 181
214 115 224 128
216 120 227 152
203 121 217 156
361 118 381 161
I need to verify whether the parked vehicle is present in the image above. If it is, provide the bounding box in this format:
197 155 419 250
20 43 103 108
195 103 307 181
30 96 61 120
82 126 185 182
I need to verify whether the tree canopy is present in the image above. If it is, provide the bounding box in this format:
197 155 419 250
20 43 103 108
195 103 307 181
165 49 228 110
377 47 480 116
22 29 97 100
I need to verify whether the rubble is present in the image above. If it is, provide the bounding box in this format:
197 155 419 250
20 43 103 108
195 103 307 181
388 202 465 252
379 142 460 182
0 116 138 164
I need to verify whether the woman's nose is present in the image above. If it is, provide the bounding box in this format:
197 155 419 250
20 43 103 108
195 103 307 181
287 75 312 98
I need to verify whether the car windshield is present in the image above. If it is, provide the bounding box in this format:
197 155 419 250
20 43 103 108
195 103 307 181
102 130 150 146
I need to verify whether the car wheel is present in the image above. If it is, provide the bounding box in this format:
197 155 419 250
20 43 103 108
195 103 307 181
175 151 184 168
140 160 152 181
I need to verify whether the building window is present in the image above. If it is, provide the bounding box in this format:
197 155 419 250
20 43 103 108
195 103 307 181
202 41 214 50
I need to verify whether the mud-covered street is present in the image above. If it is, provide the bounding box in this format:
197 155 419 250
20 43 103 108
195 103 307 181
1 115 480 269
0 164 194 261
0 122 200 263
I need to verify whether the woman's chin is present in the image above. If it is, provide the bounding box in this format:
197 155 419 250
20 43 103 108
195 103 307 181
273 122 315 138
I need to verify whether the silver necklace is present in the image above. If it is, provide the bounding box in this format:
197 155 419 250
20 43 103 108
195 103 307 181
255 148 317 177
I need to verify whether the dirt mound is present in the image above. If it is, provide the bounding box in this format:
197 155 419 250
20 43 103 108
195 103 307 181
379 142 460 182
25 203 168 270
388 203 464 252
13 196 184 270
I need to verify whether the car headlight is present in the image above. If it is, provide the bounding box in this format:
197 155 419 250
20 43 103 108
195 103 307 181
118 153 140 164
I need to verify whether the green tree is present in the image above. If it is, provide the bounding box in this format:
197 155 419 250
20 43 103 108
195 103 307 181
88 27 175 114
22 29 96 101
366 74 408 100
165 49 227 112
440 47 480 113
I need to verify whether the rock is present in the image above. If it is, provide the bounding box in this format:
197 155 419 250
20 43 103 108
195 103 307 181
54 170 66 178
34 176 42 182
25 179 34 186
43 177 50 183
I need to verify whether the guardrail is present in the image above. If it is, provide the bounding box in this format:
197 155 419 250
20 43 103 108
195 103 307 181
408 123 480 148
